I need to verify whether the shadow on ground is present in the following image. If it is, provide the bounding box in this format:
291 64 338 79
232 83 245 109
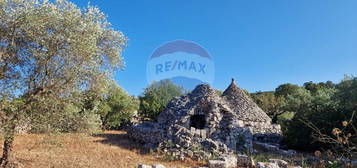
92 131 149 154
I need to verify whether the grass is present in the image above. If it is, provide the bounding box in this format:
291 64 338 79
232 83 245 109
0 130 203 168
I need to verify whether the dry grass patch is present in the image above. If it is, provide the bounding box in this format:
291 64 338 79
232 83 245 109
0 130 203 168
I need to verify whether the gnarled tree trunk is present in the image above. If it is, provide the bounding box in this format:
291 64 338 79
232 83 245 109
0 124 16 168
0 137 14 168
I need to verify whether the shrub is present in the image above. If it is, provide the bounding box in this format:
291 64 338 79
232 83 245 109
282 77 356 158
28 95 102 133
98 85 139 129
139 80 185 120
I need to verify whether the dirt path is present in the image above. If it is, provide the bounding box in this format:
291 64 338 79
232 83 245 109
1 130 203 168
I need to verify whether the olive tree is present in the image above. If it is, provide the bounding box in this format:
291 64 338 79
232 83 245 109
251 91 286 123
0 0 126 166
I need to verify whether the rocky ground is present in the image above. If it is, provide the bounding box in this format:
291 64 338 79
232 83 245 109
0 130 203 168
1 130 354 168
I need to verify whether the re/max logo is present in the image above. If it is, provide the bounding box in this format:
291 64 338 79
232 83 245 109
155 60 206 74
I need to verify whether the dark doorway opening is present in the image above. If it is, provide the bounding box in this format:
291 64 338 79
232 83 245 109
190 115 206 129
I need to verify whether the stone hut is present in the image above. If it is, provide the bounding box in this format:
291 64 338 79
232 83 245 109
221 79 282 142
128 79 281 160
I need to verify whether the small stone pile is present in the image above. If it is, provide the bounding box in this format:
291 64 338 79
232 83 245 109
128 79 282 160
137 164 166 168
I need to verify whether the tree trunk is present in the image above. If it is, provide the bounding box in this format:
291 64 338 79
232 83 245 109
0 136 14 168
0 123 16 168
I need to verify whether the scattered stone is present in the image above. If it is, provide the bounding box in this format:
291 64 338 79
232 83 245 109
269 159 288 168
208 155 238 168
152 164 166 168
254 142 296 156
222 155 237 168
186 150 194 158
236 154 254 167
257 162 280 168
137 164 152 168
208 160 227 168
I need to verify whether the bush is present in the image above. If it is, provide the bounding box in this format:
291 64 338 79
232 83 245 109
98 85 139 129
28 95 102 133
282 77 356 157
27 84 138 132
139 80 185 120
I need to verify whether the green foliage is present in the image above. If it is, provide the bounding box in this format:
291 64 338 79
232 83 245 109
252 78 355 158
209 151 221 160
275 83 301 97
215 89 223 96
334 76 357 110
163 153 176 161
326 161 343 168
283 85 339 149
27 94 102 133
304 81 335 93
0 0 126 128
251 91 286 123
251 81 341 150
281 78 357 157
161 140 175 148
276 112 294 125
0 98 25 137
251 153 270 163
0 0 126 164
139 80 185 120
98 85 139 129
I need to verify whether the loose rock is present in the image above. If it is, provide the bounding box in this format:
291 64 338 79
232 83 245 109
152 164 166 168
257 162 280 168
208 160 227 168
269 159 288 168
137 164 152 168
236 154 254 167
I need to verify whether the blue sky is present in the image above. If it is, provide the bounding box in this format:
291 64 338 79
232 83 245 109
71 0 357 95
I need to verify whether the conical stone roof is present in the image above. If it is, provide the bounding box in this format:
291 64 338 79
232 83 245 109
222 79 271 122
158 80 271 124
157 84 232 126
